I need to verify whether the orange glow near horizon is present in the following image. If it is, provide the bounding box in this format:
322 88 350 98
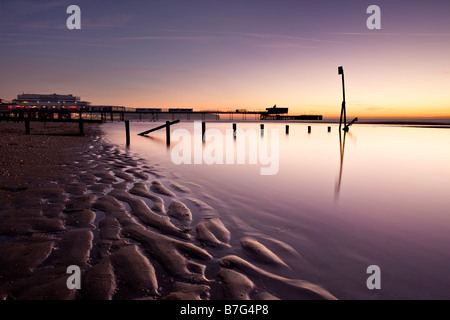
85 83 450 119
81 41 450 120
2 2 450 120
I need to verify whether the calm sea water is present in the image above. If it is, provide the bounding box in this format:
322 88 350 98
102 121 450 299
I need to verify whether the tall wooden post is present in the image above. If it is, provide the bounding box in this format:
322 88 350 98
338 66 347 130
125 120 130 146
166 121 171 146
25 118 30 134
79 118 84 136
202 121 206 142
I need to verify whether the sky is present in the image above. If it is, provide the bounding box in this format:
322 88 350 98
0 0 449 119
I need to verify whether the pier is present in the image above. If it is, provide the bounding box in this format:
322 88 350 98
1 108 323 123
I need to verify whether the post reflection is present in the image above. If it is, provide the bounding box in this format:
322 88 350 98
335 129 347 198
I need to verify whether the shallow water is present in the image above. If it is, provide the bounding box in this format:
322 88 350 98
102 121 450 299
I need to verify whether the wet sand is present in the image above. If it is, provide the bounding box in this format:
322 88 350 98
0 122 336 300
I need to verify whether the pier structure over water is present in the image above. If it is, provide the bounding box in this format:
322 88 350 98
0 93 323 122
1 107 323 122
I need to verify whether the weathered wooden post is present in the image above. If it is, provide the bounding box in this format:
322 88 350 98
338 66 347 131
286 125 289 134
260 124 264 136
308 126 311 133
233 123 237 138
328 126 331 132
79 118 84 136
166 121 171 146
343 117 358 132
137 119 180 136
202 121 206 142
125 120 130 146
25 118 30 134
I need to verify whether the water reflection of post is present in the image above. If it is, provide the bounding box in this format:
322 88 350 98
335 129 347 198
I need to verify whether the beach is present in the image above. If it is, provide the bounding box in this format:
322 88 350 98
0 121 336 300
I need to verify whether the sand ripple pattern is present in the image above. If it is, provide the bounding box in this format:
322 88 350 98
0 135 336 300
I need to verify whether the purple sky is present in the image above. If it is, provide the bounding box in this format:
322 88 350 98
1 0 450 117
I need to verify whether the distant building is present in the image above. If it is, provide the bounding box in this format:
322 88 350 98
12 93 90 111
260 105 322 120
136 108 163 112
89 105 126 112
169 108 194 113
265 105 289 115
10 93 125 112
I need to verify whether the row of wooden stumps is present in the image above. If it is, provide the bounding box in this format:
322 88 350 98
199 122 333 139
127 120 334 146
308 126 332 133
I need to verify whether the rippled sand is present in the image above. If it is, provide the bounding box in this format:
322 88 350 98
0 122 336 300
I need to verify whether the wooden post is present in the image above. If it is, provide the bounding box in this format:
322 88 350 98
137 119 180 136
25 118 30 134
328 126 331 132
202 121 206 142
260 124 264 136
338 66 347 130
343 117 358 132
233 123 236 138
308 126 311 133
166 121 171 146
125 120 130 146
79 118 84 136
286 125 289 134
